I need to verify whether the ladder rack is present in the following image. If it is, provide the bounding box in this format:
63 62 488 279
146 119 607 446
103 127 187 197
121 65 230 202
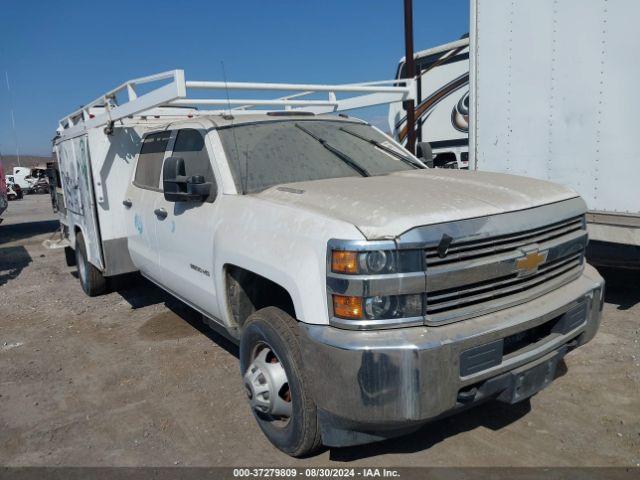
58 70 415 138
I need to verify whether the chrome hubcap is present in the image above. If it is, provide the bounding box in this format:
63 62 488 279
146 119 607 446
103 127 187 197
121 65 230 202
243 345 292 419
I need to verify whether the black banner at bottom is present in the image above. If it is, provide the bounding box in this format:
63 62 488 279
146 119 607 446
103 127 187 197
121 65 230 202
0 467 638 480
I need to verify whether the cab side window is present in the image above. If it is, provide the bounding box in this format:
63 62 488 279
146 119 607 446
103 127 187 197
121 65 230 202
172 129 216 202
133 131 171 190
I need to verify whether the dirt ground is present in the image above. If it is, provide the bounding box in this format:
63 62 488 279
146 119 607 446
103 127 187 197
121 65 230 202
0 195 638 467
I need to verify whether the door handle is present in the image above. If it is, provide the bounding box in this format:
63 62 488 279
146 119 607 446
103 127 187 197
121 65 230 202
154 208 168 220
122 199 132 208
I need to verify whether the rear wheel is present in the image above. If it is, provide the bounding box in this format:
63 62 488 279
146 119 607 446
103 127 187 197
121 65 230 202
75 231 108 297
64 246 76 267
240 307 322 457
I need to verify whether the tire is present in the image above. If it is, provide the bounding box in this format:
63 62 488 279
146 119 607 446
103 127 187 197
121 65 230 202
75 231 108 297
64 246 77 267
240 307 322 457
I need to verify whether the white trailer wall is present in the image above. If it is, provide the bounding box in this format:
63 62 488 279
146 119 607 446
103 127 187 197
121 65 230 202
470 0 639 222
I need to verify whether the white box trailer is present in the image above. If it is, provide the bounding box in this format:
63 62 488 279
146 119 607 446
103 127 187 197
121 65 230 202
390 0 640 267
470 0 640 266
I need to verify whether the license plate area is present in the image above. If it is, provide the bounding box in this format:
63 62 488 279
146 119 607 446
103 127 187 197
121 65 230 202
459 300 587 378
507 353 559 403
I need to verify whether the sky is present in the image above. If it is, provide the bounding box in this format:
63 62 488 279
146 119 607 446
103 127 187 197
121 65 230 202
0 0 469 156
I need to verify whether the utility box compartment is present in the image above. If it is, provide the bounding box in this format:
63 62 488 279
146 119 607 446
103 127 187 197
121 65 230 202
54 127 143 276
56 134 105 271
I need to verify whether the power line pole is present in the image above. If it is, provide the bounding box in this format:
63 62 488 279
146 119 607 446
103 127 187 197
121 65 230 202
5 71 21 167
403 0 417 154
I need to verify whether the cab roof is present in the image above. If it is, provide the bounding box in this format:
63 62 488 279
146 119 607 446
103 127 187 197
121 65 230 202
202 112 367 129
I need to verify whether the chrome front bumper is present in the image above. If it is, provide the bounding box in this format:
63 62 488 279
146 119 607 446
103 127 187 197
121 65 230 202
299 264 604 447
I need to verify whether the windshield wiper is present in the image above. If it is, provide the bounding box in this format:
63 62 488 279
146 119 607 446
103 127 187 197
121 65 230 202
295 123 370 177
339 127 425 169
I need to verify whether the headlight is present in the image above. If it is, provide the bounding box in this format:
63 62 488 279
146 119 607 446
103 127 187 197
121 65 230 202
360 250 389 273
331 249 422 275
333 294 423 320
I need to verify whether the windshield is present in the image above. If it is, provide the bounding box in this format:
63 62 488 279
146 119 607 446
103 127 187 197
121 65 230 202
218 119 422 194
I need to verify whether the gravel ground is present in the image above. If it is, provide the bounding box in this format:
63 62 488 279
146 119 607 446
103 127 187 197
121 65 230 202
0 195 638 467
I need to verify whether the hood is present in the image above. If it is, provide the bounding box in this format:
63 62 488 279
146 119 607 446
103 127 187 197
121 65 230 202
255 169 578 239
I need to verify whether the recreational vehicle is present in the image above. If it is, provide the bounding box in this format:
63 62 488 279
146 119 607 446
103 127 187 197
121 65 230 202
389 36 470 169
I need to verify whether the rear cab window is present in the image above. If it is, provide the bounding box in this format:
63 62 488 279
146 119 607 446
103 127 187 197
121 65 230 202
133 131 171 190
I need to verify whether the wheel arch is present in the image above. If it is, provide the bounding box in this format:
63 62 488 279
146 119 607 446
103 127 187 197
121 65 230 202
71 223 84 249
223 263 299 329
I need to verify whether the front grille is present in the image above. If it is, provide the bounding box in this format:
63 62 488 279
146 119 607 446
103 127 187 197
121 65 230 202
425 216 586 324
425 216 584 266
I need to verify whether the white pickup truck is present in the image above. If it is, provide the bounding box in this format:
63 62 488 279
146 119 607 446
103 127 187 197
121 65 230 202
53 72 604 456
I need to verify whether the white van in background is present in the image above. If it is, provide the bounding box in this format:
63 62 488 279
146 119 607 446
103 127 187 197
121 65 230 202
10 166 35 191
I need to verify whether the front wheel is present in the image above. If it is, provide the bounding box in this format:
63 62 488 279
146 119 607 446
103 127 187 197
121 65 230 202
75 231 108 297
240 307 322 457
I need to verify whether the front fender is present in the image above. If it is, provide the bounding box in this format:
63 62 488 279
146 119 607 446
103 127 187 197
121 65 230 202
212 195 364 325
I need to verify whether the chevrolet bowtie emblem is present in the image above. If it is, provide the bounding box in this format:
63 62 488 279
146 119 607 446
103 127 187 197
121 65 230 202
516 249 548 275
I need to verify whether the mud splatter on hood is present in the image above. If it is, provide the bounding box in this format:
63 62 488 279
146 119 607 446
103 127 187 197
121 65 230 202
255 169 579 239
